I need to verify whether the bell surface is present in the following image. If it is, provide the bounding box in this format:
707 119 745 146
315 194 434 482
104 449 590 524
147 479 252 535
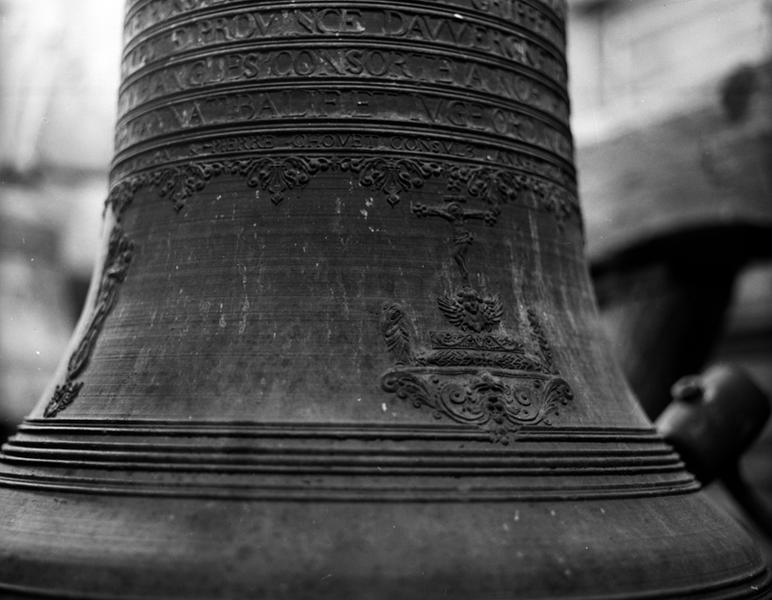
0 1 768 598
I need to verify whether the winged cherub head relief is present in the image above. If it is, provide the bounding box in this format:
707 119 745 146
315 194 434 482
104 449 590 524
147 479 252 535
437 287 504 333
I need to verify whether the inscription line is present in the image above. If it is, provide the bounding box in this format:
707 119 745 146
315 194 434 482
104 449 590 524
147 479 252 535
120 6 567 81
122 1 566 61
114 112 574 168
118 42 570 116
123 0 567 41
109 142 575 184
123 39 565 91
110 119 577 162
119 38 569 94
115 80 572 141
109 125 577 182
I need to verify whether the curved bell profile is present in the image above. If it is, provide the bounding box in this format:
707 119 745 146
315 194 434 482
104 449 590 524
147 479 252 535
0 1 768 598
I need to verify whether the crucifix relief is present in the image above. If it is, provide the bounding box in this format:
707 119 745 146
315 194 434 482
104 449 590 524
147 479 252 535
411 196 500 285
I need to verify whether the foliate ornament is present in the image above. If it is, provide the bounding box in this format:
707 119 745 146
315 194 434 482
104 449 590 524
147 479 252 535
45 381 84 420
152 162 227 211
381 302 415 366
339 157 443 206
447 165 522 205
447 165 580 227
105 154 578 228
381 369 572 444
379 295 573 444
239 156 332 205
107 175 147 218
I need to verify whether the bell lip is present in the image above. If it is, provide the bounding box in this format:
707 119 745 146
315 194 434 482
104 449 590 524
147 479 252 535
0 568 769 599
0 486 768 600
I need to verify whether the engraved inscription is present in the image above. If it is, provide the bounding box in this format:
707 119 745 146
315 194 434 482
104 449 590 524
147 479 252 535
125 0 233 43
115 89 573 160
44 225 134 418
125 1 564 49
122 7 566 85
118 48 569 121
112 132 574 193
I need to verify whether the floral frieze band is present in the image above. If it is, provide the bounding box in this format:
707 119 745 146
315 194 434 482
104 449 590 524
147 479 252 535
107 155 580 228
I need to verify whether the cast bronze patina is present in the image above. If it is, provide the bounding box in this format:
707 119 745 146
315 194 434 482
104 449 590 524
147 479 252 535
0 1 768 598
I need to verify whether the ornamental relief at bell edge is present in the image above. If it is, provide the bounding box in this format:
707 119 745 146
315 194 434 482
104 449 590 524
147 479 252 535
44 225 135 418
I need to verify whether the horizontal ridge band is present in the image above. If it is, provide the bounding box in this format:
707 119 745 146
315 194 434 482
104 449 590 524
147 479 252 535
0 421 698 501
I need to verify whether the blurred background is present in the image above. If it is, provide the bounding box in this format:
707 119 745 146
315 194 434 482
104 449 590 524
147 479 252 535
0 0 771 555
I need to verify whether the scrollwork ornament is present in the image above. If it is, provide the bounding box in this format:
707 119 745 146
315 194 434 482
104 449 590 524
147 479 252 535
378 288 574 443
151 162 227 211
447 166 520 206
106 152 578 229
240 156 332 205
445 165 580 228
541 377 574 426
381 368 573 444
339 157 442 206
106 174 148 218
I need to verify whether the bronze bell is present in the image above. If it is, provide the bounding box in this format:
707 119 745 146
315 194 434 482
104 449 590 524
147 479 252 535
0 1 768 598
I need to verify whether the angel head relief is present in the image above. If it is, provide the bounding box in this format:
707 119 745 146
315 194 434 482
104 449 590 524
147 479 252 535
439 287 503 333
